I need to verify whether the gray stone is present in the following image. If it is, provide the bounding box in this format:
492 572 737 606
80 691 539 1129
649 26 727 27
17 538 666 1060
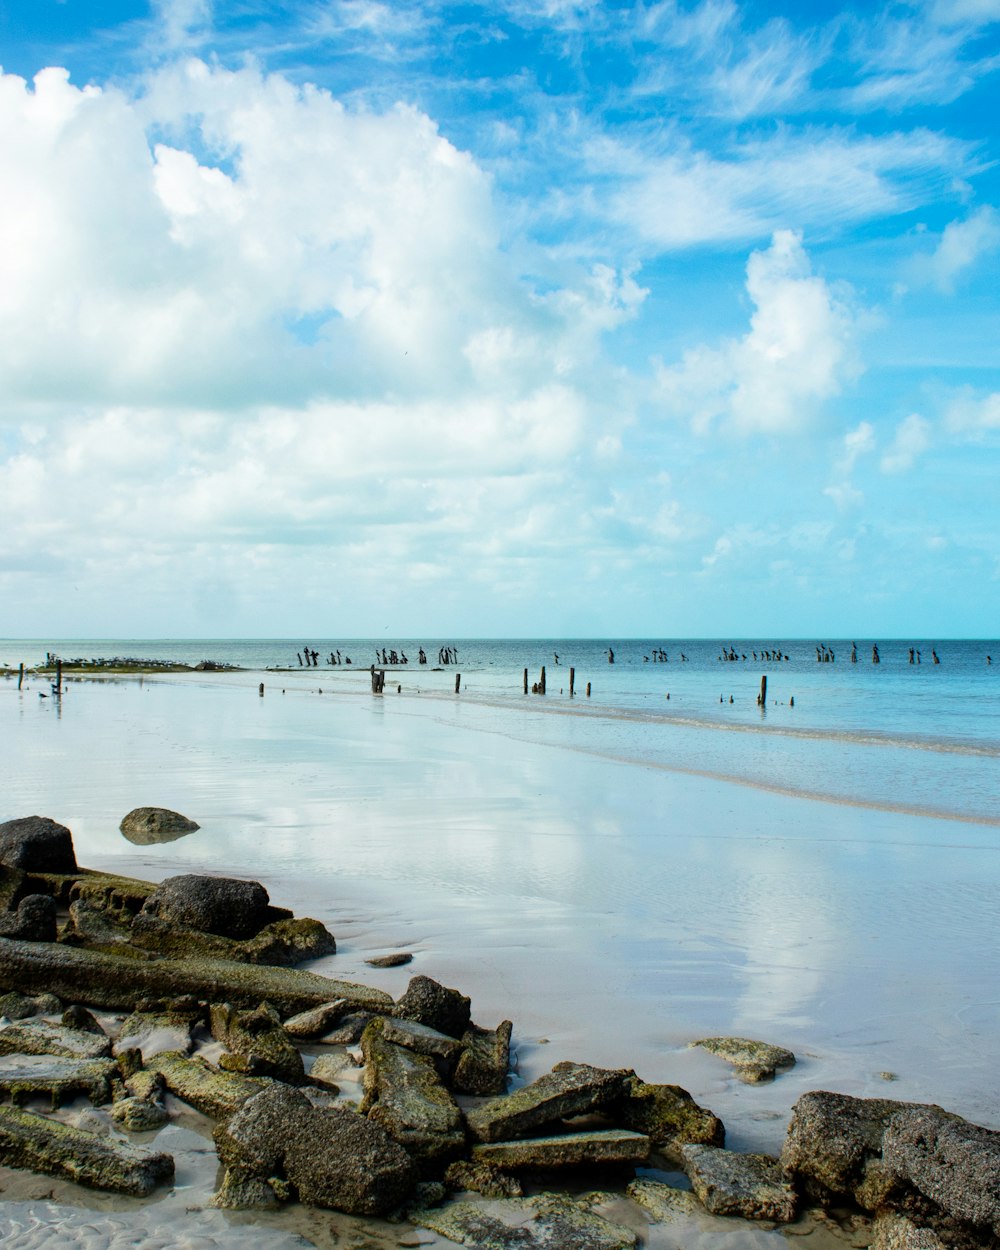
411 1196 638 1250
119 807 199 845
380 1015 465 1067
681 1143 797 1222
0 1054 117 1108
0 991 63 1020
0 1017 112 1060
127 910 337 967
395 975 471 1038
115 1009 197 1060
871 1213 948 1250
444 1159 523 1198
466 1061 631 1143
309 1051 356 1090
0 895 57 942
212 1168 284 1210
626 1177 702 1222
367 952 414 968
145 1050 274 1118
321 1011 376 1044
139 874 271 939
283 999 348 1038
361 1017 466 1167
215 1083 418 1216
881 1107 1000 1242
472 1128 650 1171
692 1036 795 1083
109 1094 169 1132
780 1091 941 1207
453 1020 512 1096
0 816 78 874
0 1103 173 1195
61 1005 108 1037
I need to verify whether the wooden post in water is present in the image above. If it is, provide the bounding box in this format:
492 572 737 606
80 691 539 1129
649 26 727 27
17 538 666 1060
569 667 575 697
523 668 528 694
455 673 461 694
540 665 546 695
18 663 24 690
758 675 767 706
259 682 264 697
55 660 62 694
586 682 591 697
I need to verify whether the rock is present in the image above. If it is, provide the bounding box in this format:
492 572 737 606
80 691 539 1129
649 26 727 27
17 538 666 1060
209 1001 304 1084
0 935 393 1016
61 1005 108 1037
881 1107 1000 1243
283 1000 348 1038
453 1020 512 1096
367 952 413 968
444 1159 524 1198
780 1091 941 1208
0 1055 117 1108
119 807 200 845
0 1103 173 1194
127 911 337 967
871 1213 948 1249
613 1075 724 1162
380 1015 465 1070
212 1168 285 1209
321 1011 377 1044
308 1051 355 1090
0 1017 113 1060
0 990 62 1020
139 874 272 939
411 1196 638 1249
472 1128 650 1171
114 1009 197 1060
110 1094 169 1132
145 1050 274 1118
692 1036 795 1083
626 1177 702 1222
361 1018 466 1167
214 1083 418 1215
395 975 471 1038
466 1061 631 1143
0 894 57 942
0 816 77 873
681 1144 797 1222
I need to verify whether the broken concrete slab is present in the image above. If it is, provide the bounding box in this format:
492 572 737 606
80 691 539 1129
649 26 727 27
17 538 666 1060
691 1036 795 1084
0 1016 113 1060
410 1196 638 1250
0 1054 117 1109
453 1020 512 1096
472 1128 650 1171
681 1143 797 1222
466 1061 631 1143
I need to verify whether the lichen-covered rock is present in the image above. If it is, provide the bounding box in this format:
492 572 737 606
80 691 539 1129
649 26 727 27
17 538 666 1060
61 1005 108 1037
321 1011 377 1043
215 1083 418 1215
0 894 57 942
0 817 78 874
380 1015 465 1069
613 1076 724 1162
0 935 392 1016
626 1177 702 1222
0 1017 112 1060
453 1020 512 1096
466 1061 631 1144
361 1017 466 1167
444 1159 523 1198
110 1094 169 1132
780 1091 941 1208
881 1107 1000 1243
395 975 471 1038
212 1168 284 1210
0 1054 117 1108
127 911 337 966
681 1144 797 1222
0 991 62 1021
411 1196 638 1250
871 1212 948 1249
472 1128 650 1171
692 1036 795 1083
139 874 271 939
119 807 199 845
0 1103 173 1194
145 1050 274 1118
114 1009 198 1061
367 952 413 968
209 1001 304 1084
283 1000 348 1038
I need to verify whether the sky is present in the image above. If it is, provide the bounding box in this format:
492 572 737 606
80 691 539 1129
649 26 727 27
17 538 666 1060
0 0 998 639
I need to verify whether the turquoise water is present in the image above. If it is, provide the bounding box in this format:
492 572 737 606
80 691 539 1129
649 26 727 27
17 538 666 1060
4 637 998 823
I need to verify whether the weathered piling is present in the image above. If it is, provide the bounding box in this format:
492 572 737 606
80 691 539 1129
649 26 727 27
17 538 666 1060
757 675 767 706
258 683 264 697
455 673 461 694
18 663 24 689
569 668 575 697
523 668 528 694
540 666 546 695
55 660 62 695
586 682 591 697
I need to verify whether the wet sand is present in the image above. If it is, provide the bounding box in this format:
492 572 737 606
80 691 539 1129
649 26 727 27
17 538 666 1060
2 672 999 1247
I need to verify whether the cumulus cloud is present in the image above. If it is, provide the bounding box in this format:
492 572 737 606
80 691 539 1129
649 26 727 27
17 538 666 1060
656 231 860 435
880 413 932 473
944 389 1000 433
920 205 1000 291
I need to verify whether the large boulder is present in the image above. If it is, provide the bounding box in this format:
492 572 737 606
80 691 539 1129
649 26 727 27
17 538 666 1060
612 1075 724 1163
0 894 57 942
680 1144 797 1221
215 1084 418 1215
138 874 270 939
0 817 77 874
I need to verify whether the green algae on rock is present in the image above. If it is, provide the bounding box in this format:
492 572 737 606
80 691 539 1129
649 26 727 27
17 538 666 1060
466 1060 631 1143
691 1035 796 1083
471 1127 650 1171
0 1054 118 1109
680 1143 797 1222
411 1195 638 1250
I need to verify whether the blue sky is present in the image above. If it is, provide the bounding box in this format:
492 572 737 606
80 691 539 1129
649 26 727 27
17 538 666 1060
0 0 997 638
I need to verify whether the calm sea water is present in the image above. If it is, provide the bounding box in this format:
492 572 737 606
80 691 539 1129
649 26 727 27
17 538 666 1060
4 636 998 823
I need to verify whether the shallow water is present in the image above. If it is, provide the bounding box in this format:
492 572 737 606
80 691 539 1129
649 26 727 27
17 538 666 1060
2 658 999 1246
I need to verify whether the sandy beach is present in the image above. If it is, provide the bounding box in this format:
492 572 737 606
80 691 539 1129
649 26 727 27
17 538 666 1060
2 665 999 1247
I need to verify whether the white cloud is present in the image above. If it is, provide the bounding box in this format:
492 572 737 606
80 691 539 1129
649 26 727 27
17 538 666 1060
945 389 1000 433
923 205 1000 291
880 413 931 473
656 231 860 435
